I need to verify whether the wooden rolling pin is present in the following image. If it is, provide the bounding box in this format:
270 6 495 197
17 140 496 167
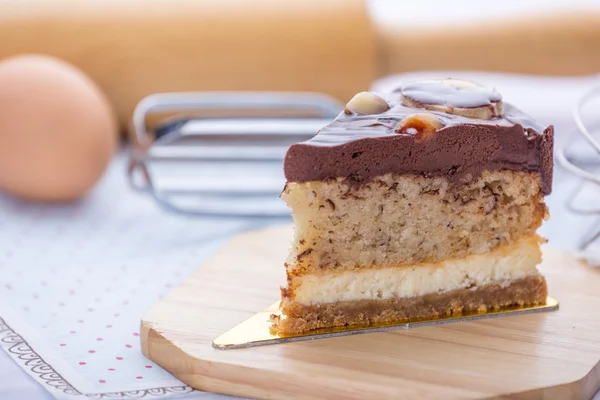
1 0 600 129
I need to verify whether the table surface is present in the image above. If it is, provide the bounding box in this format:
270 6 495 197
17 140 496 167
2 168 596 400
4 93 600 400
2 2 600 394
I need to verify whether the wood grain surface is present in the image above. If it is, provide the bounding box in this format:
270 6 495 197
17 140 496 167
141 224 600 400
3 1 600 131
378 11 600 78
0 0 374 129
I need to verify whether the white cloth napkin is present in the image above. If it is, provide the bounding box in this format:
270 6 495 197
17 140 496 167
0 152 255 399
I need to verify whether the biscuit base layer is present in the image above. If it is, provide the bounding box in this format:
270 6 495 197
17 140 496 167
272 275 547 334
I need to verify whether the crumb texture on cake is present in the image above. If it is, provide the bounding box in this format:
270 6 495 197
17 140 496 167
276 81 553 335
283 170 547 276
272 275 548 334
285 234 542 306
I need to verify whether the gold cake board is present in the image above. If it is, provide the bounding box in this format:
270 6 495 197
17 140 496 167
141 224 600 400
212 298 558 350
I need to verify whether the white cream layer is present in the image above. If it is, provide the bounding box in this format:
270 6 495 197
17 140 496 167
291 235 542 305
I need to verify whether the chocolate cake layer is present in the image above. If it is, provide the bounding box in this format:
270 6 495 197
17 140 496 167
284 82 554 194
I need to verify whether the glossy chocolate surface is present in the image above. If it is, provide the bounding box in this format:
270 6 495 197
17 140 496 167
284 81 554 194
400 79 502 108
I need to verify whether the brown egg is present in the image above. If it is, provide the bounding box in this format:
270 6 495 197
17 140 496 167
0 54 118 202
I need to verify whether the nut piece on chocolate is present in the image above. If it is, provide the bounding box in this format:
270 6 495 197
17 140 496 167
344 91 390 115
399 78 503 120
396 113 444 143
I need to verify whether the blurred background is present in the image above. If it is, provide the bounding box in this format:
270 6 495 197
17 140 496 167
1 0 600 399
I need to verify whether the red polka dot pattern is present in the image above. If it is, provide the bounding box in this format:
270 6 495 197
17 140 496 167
0 171 225 392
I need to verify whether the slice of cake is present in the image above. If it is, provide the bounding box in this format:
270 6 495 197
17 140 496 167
271 78 553 334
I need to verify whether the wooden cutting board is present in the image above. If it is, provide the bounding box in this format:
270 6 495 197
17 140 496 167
140 224 600 400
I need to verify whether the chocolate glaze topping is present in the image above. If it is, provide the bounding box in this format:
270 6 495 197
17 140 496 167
400 79 502 108
284 80 554 195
